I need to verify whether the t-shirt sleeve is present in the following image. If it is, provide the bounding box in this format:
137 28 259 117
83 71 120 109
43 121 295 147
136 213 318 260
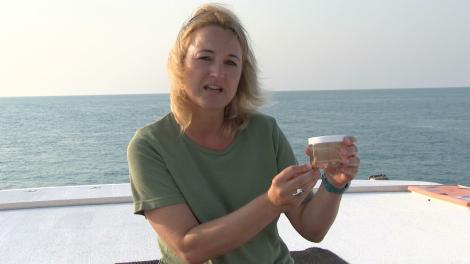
127 131 185 216
272 119 298 172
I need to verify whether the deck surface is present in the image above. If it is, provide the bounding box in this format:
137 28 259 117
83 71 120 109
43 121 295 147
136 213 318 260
1 180 468 263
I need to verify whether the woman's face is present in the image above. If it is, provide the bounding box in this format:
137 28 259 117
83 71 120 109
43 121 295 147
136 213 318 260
183 25 243 113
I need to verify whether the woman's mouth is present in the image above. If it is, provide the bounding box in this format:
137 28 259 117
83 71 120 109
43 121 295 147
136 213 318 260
204 85 223 93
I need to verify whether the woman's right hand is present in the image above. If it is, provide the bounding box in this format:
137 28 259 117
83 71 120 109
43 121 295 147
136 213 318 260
267 164 320 212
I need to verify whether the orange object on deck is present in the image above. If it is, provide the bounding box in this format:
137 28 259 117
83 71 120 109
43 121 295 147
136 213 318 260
408 185 470 207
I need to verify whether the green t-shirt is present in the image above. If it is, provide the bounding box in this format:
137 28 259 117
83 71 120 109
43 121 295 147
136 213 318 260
128 113 297 263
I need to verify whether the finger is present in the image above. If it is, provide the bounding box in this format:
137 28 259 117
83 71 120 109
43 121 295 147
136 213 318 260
277 164 312 181
324 169 353 188
297 169 320 187
339 145 358 160
335 159 360 179
304 145 313 156
341 166 359 179
291 183 314 202
286 169 319 193
310 157 320 170
343 136 357 145
347 144 358 156
305 146 315 169
340 156 360 167
295 175 321 204
286 172 312 191
303 173 320 191
348 156 360 167
292 163 312 175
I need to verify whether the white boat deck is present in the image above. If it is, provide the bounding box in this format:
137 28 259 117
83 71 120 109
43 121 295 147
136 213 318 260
0 180 469 263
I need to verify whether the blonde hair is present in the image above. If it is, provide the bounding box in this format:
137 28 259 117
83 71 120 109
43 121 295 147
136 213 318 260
168 3 264 134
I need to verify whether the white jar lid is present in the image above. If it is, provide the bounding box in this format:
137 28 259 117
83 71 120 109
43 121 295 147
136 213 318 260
308 135 346 145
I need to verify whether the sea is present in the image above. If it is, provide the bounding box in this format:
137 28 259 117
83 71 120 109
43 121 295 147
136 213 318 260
1 87 469 190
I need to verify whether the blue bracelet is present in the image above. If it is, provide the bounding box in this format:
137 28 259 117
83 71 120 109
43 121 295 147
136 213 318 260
320 169 350 194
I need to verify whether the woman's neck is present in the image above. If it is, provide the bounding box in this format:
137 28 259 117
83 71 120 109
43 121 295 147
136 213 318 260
185 108 234 151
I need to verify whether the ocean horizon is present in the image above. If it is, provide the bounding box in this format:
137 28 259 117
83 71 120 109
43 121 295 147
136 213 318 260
1 87 469 190
2 86 469 99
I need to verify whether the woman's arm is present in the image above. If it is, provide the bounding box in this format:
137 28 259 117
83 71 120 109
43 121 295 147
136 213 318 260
146 164 314 264
146 194 278 264
286 136 360 242
286 184 343 242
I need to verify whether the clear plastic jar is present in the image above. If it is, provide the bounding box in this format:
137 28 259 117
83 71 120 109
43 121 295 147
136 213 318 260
308 135 345 165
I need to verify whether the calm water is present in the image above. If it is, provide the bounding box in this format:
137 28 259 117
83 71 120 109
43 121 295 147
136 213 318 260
1 88 469 190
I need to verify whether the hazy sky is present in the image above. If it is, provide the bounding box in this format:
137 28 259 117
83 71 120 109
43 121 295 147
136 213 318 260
1 0 469 97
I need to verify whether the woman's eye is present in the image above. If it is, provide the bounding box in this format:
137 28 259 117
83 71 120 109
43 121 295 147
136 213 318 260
225 60 237 66
198 56 211 61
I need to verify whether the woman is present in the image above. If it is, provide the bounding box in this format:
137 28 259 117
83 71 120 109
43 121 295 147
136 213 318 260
127 4 359 264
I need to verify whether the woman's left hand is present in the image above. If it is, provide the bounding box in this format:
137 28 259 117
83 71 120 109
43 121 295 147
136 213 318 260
305 136 360 188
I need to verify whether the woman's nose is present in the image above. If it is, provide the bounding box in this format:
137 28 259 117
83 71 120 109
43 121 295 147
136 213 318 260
209 61 225 77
